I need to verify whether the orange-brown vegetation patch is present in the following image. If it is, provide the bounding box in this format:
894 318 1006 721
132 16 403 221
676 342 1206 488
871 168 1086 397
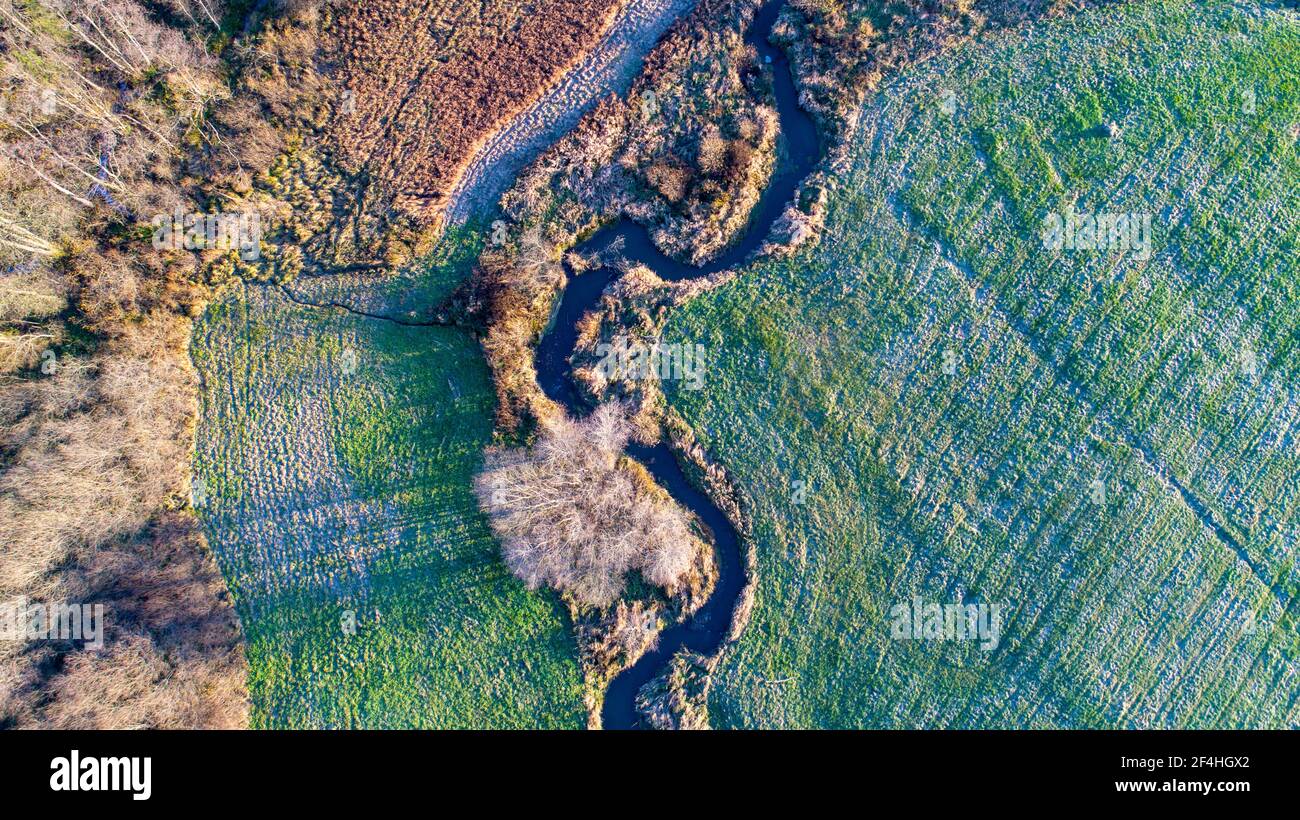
328 0 626 223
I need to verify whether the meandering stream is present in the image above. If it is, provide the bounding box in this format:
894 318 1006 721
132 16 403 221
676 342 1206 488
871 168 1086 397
533 0 821 729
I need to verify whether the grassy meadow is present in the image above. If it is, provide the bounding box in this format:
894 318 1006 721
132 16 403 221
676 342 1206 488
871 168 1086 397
663 0 1300 727
191 230 585 728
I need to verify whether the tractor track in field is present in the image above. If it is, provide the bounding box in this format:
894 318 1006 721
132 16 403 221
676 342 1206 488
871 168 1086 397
892 195 1287 606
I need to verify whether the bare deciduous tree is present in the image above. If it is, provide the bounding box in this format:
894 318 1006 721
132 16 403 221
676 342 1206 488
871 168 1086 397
0 0 247 729
475 403 696 607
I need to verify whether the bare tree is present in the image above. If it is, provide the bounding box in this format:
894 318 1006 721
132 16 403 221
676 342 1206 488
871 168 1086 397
0 0 247 729
475 403 696 607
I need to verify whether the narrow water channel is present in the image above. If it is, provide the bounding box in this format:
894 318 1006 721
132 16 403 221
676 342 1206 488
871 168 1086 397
533 0 821 729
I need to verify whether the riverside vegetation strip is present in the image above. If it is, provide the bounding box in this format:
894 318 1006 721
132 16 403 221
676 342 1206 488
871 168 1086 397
527 0 821 730
463 0 1111 726
464 0 810 725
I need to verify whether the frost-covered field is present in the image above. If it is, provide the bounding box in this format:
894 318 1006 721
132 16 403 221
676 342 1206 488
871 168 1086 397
665 0 1300 727
191 239 584 728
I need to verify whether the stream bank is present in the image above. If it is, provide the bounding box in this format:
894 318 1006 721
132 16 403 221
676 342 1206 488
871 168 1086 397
532 0 822 729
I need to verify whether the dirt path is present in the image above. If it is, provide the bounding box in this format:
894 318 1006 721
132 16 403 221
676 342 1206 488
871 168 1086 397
443 0 698 224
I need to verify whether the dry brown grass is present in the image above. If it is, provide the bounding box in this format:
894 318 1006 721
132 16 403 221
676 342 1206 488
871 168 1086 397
186 1 629 277
326 0 625 222
0 311 247 729
10 510 246 729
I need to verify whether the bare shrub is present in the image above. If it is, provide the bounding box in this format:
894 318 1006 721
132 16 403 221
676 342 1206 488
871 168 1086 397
696 124 729 176
0 320 247 728
475 403 696 607
645 162 692 204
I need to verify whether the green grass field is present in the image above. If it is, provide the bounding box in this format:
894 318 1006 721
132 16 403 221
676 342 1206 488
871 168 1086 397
190 230 585 728
664 0 1300 727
